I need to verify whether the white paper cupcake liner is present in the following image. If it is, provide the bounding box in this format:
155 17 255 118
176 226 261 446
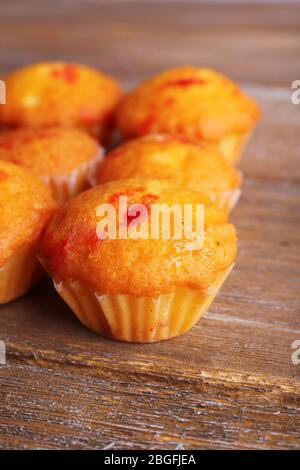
218 132 251 165
212 188 241 213
53 264 234 343
41 146 104 204
0 241 43 304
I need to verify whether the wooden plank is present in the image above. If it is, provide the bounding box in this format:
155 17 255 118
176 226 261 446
0 1 299 86
0 365 299 450
0 85 300 448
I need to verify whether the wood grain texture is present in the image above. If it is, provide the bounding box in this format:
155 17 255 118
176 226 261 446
0 0 300 450
0 1 300 86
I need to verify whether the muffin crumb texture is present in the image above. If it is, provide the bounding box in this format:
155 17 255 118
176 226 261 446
39 178 237 297
97 134 241 211
0 62 123 135
116 66 260 141
0 161 57 267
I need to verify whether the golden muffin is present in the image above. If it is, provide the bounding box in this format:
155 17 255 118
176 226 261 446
39 178 237 342
0 161 57 304
96 134 242 212
115 66 260 164
0 62 122 141
0 127 103 204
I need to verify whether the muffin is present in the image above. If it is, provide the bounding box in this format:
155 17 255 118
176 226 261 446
0 62 122 141
96 134 242 212
39 178 237 342
0 127 104 204
0 161 57 304
115 66 260 164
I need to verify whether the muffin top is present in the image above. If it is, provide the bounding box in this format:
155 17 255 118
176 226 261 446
39 178 237 296
0 62 122 129
97 134 241 199
0 161 57 266
0 127 101 178
116 66 260 142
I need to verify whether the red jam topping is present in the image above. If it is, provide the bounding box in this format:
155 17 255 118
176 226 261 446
35 129 58 139
0 137 14 151
42 225 102 273
0 170 8 182
137 114 156 134
50 65 78 83
108 187 146 206
0 131 54 151
126 194 159 227
109 190 159 227
161 77 207 89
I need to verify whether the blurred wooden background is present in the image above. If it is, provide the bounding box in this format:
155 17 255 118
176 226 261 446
0 0 300 450
0 0 299 88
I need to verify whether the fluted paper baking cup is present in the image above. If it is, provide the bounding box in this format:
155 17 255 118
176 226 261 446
0 241 43 304
53 264 234 343
212 188 241 213
42 147 104 204
218 132 250 165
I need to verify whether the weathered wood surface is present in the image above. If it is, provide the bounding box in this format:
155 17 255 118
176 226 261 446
0 1 300 450
1 0 300 87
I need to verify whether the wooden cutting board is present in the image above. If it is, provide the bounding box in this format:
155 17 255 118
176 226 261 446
0 0 299 450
